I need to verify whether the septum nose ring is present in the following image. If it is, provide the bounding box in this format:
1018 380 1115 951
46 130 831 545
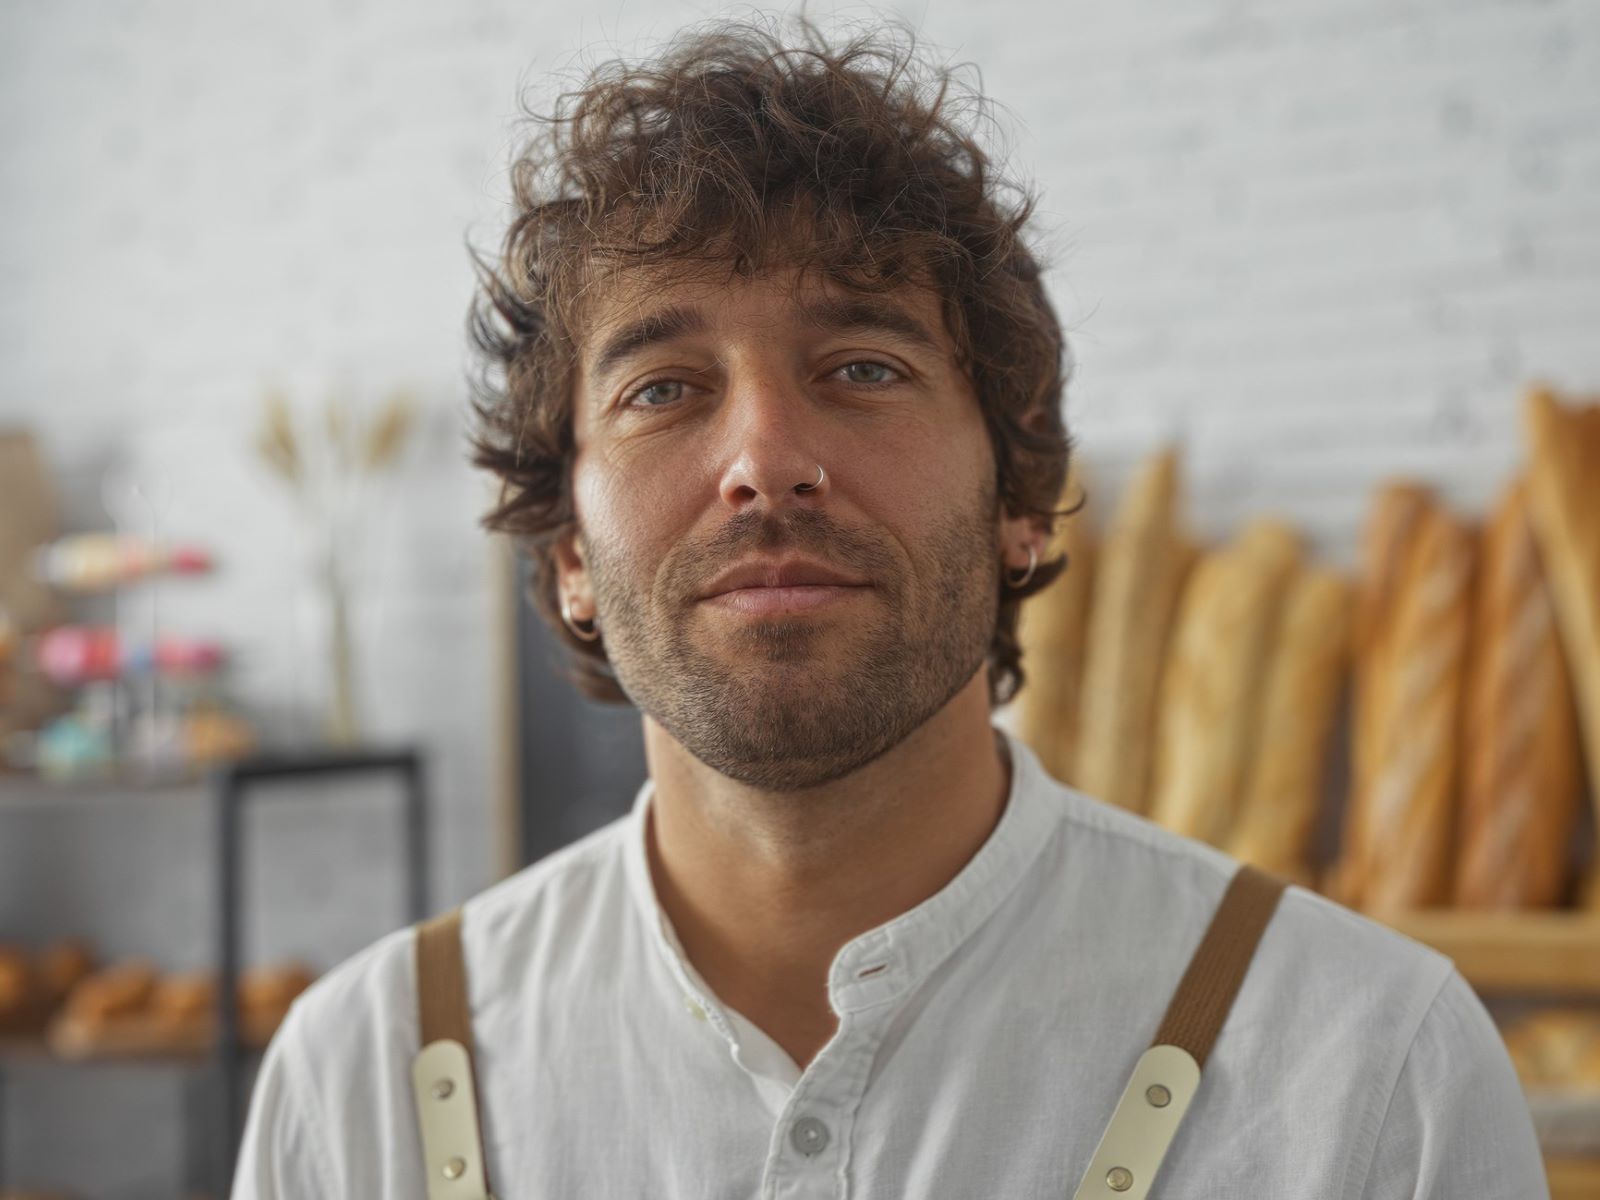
795 465 825 493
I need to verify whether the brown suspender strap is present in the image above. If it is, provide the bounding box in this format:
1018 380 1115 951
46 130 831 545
417 908 473 1050
1072 862 1288 1200
1150 861 1289 1066
412 908 494 1200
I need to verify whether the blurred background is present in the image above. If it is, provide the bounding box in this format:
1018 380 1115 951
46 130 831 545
1 0 1598 1196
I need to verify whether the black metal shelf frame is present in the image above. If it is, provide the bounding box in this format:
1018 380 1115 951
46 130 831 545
214 747 429 1192
0 747 430 1197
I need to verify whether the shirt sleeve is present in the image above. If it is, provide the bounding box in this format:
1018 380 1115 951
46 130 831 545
1358 967 1550 1200
230 1002 337 1200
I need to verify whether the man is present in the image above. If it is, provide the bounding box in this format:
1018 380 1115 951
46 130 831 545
233 19 1549 1199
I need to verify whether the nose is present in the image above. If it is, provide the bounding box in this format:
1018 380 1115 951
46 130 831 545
714 368 831 511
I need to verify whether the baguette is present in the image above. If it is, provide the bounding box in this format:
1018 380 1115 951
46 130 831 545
1148 518 1302 847
1016 461 1096 784
1350 503 1478 915
1075 448 1195 815
1326 481 1436 908
1522 385 1600 837
1226 565 1354 880
1454 476 1584 908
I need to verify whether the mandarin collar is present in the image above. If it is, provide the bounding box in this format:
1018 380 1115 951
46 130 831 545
622 726 1059 1019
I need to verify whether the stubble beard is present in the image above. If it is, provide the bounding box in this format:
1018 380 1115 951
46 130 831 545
583 487 1001 791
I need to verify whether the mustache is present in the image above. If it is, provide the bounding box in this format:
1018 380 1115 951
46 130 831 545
672 508 896 597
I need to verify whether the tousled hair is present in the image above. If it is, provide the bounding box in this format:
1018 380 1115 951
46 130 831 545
468 16 1079 707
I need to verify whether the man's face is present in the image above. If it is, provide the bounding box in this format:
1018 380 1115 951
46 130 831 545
560 265 1020 791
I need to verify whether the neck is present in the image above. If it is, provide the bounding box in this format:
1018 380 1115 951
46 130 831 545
641 669 1011 1069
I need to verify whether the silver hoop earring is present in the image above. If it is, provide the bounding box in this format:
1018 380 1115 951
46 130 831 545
560 594 601 642
794 464 825 493
1004 544 1039 590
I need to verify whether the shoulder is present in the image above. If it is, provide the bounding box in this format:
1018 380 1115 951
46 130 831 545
238 811 636 1195
277 807 636 1068
1023 770 1530 1192
1028 764 1455 1026
1354 967 1547 1197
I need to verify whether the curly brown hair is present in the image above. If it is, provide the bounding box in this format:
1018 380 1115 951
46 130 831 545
467 16 1078 708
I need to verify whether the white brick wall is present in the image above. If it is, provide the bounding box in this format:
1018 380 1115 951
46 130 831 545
1 1 1597 1188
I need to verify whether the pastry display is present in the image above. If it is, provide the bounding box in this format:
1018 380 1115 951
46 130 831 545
1017 416 1598 923
49 958 316 1058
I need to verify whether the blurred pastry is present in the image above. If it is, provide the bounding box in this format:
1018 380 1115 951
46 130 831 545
1227 565 1354 881
1344 500 1477 915
1501 1006 1600 1089
63 960 158 1026
1454 477 1584 908
1149 518 1302 847
239 962 316 1014
1522 385 1600 834
0 945 33 1026
1076 447 1195 814
150 971 216 1028
37 939 95 1010
1330 481 1434 908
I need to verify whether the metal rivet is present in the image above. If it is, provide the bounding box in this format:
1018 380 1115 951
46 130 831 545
1107 1165 1134 1191
431 1078 455 1100
1145 1083 1171 1107
442 1157 467 1180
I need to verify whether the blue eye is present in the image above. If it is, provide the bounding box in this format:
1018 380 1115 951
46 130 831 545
628 379 684 408
839 361 899 385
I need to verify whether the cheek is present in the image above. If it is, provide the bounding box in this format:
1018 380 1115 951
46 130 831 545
571 445 693 570
844 405 993 529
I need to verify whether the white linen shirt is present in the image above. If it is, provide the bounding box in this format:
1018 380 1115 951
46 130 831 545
231 729 1550 1199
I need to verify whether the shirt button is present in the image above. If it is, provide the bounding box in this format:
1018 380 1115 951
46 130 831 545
790 1115 831 1156
683 995 707 1021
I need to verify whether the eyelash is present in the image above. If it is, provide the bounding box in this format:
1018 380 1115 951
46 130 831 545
623 360 905 409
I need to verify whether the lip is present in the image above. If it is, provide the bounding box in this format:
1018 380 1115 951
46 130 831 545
702 583 868 616
697 557 869 600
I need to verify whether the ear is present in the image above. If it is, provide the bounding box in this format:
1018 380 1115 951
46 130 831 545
998 405 1067 571
999 508 1052 576
553 528 596 622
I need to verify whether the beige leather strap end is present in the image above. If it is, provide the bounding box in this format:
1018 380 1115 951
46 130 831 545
412 1038 494 1200
1071 1044 1200 1200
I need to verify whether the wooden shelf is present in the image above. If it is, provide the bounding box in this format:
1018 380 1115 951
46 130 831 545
0 1012 280 1067
1381 909 1600 995
1547 1156 1600 1200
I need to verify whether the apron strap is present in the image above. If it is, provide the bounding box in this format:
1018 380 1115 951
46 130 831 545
1072 863 1288 1199
1151 861 1289 1068
411 907 495 1200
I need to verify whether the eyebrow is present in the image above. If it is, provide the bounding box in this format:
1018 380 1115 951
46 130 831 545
588 304 708 385
586 294 944 386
